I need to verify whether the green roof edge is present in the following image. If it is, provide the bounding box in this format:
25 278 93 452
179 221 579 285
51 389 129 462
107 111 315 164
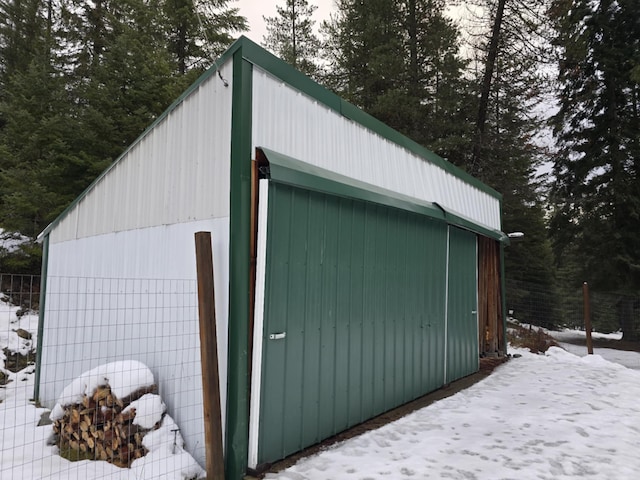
261 147 446 221
262 147 506 243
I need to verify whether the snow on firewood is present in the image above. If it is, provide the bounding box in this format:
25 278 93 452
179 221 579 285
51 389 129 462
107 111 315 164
123 393 166 430
48 361 196 470
51 360 154 421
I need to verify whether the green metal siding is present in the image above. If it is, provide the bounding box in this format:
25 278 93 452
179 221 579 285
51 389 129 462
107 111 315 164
34 234 49 402
258 182 449 464
446 227 479 383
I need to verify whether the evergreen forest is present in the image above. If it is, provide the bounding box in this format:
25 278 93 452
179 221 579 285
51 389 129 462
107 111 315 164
1 0 639 338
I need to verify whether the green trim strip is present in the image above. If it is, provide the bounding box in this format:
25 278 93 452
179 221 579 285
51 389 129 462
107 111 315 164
260 148 507 243
260 148 445 221
226 50 253 480
33 234 49 402
437 207 508 244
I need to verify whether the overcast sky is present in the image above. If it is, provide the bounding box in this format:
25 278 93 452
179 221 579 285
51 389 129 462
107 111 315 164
234 0 336 45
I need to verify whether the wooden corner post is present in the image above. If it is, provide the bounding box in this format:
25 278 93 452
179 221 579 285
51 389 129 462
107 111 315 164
195 232 225 479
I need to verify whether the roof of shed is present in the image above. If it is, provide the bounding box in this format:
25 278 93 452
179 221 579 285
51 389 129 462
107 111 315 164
39 36 501 240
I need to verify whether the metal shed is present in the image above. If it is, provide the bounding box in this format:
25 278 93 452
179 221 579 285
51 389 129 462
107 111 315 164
35 37 507 479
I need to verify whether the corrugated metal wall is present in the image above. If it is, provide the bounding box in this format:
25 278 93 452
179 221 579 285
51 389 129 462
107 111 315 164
40 59 235 469
40 218 230 468
251 67 501 232
446 227 479 383
257 182 449 464
50 61 234 244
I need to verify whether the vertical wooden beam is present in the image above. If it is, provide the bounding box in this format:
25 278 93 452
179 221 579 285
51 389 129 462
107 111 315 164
490 240 500 354
499 241 507 355
495 240 504 354
195 231 225 480
478 237 501 356
478 237 488 355
583 282 594 355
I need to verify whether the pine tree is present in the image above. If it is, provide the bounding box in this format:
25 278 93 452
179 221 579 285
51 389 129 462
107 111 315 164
0 0 246 245
0 48 105 238
0 0 47 80
550 0 640 338
163 0 247 78
0 0 219 241
321 0 470 157
456 0 559 326
0 0 64 240
263 0 320 78
400 0 473 162
321 0 404 116
464 0 553 179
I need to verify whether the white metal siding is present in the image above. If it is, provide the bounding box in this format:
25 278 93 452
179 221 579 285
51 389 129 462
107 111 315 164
50 62 234 244
248 179 269 469
40 218 229 468
251 67 501 231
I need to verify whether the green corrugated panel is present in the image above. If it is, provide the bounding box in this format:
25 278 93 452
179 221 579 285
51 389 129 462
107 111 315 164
446 227 479 383
258 182 449 464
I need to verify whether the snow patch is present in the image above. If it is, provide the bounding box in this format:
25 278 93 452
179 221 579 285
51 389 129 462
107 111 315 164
0 228 29 253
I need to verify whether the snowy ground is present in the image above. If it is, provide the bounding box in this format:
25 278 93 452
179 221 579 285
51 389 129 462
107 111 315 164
4 292 640 480
548 329 640 370
265 346 640 480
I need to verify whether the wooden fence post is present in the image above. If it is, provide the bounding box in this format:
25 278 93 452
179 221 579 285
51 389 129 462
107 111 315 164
583 282 594 355
195 232 225 479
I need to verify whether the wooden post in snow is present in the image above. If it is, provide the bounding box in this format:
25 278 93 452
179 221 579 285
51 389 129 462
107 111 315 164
195 232 225 479
583 282 594 355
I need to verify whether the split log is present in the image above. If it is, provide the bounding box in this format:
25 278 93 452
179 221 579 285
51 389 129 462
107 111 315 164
53 384 159 468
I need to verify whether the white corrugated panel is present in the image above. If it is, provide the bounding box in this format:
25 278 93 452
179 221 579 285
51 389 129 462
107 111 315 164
50 62 234 244
40 218 229 468
251 67 501 231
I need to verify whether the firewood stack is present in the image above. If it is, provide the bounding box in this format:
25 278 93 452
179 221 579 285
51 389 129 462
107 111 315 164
52 384 159 467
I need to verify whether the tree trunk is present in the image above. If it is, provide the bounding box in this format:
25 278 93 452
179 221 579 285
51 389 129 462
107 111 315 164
471 0 507 177
406 0 419 98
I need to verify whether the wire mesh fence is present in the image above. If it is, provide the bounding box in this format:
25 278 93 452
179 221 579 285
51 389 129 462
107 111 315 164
3 272 639 478
506 278 640 338
1 274 208 479
0 272 40 312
